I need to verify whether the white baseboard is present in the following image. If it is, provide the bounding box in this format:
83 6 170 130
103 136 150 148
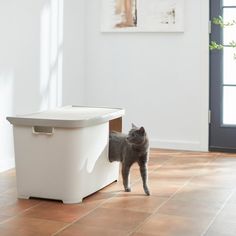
150 139 207 152
0 158 15 173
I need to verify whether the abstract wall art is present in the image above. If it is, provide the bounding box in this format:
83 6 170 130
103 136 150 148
101 0 184 32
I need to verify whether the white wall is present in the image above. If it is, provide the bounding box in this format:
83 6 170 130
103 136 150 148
84 0 209 151
0 0 210 172
63 0 85 105
0 0 85 172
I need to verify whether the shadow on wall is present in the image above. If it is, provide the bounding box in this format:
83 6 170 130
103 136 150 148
40 0 64 110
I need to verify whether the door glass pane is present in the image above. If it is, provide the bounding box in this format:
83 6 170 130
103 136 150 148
223 8 236 45
224 0 236 6
223 86 236 125
223 47 236 85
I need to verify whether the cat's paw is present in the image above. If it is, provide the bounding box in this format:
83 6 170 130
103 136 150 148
125 187 131 192
144 187 150 196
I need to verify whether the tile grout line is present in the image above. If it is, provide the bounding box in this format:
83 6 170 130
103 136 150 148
201 189 236 235
128 155 219 236
0 153 214 235
127 178 191 235
51 199 115 235
54 154 218 235
52 155 177 235
130 156 177 187
2 159 160 227
0 201 45 225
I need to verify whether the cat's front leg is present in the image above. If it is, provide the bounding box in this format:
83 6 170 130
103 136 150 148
138 160 150 196
121 162 131 192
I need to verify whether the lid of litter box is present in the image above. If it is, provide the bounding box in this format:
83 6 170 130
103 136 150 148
6 106 125 128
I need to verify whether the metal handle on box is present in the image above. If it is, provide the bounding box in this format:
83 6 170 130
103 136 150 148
32 126 54 135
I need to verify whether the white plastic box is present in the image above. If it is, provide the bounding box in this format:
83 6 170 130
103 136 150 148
7 106 125 204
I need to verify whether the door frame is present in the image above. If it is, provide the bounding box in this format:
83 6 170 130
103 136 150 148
209 0 236 152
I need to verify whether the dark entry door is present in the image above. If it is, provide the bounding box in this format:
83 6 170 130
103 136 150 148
210 0 236 152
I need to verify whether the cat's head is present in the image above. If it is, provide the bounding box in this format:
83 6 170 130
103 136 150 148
127 123 147 145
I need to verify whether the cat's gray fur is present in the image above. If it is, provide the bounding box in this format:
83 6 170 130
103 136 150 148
109 124 150 195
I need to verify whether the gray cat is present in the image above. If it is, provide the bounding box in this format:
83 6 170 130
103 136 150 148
109 124 150 195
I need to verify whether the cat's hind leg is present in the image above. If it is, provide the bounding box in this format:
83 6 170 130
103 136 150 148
138 160 150 196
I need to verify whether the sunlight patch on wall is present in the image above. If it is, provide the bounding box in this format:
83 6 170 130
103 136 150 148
40 0 63 110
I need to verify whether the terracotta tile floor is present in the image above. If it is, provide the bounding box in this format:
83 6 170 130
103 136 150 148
0 149 236 235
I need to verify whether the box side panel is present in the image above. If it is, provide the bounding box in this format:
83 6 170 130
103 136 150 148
13 122 119 203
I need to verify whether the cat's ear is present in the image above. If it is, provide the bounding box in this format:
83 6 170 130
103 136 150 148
132 123 138 129
139 127 145 135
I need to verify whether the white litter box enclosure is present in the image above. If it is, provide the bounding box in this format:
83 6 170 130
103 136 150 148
7 106 125 204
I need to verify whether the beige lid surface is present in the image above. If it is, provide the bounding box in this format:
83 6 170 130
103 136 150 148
7 106 125 128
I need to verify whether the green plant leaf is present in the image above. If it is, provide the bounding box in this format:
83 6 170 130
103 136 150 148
209 41 223 50
212 16 236 28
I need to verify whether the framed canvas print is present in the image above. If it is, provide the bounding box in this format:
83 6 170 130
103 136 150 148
101 0 184 32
